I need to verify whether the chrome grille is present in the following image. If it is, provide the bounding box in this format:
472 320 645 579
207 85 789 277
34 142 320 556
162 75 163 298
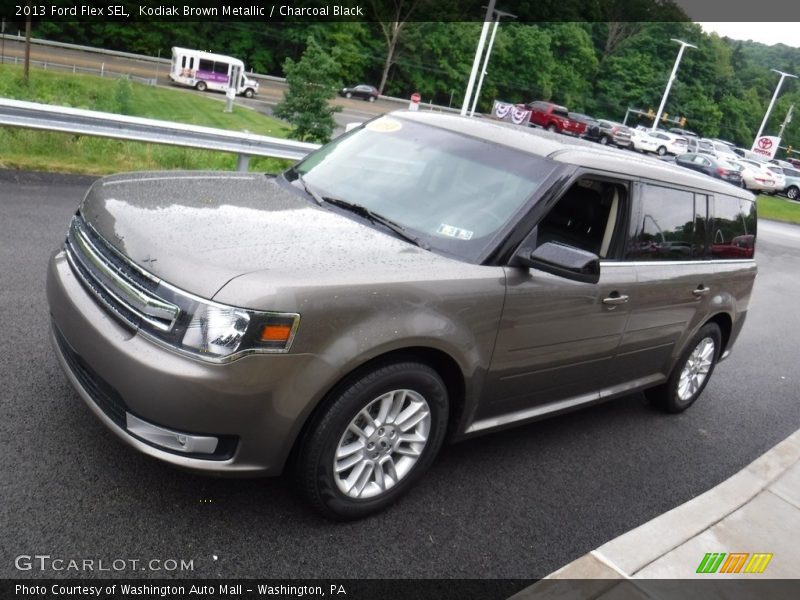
65 215 180 332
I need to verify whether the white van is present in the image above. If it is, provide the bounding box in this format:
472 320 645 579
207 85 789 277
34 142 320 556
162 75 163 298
169 47 259 98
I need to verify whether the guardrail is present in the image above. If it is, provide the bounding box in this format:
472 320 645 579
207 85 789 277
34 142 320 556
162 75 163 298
0 98 321 170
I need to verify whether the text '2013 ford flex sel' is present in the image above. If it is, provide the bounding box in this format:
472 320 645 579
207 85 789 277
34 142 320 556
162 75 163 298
48 112 757 519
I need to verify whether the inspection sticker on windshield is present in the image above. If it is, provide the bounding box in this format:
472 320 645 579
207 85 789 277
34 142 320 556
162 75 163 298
437 224 473 240
365 117 403 133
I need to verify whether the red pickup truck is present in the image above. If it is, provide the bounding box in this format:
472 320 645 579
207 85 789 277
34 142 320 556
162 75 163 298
522 101 586 136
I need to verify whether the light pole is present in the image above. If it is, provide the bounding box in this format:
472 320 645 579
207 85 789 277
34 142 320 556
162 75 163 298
652 38 696 131
753 69 797 144
461 0 496 117
469 9 516 117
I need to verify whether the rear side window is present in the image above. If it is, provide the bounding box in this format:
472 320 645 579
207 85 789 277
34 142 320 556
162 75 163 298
711 195 756 259
626 184 707 260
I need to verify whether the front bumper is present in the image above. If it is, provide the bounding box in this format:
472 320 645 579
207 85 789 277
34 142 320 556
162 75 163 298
47 250 329 476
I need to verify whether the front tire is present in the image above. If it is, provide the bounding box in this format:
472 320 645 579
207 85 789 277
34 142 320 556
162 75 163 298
296 361 449 520
646 323 722 413
244 88 254 98
599 135 609 145
547 123 558 132
345 92 352 99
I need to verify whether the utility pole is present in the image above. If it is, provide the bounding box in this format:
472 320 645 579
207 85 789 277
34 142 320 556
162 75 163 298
1 19 6 65
469 8 517 117
652 39 696 131
23 14 31 84
754 69 797 144
461 0 496 117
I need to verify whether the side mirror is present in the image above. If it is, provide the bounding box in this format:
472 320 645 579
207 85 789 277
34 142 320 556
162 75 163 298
516 242 600 284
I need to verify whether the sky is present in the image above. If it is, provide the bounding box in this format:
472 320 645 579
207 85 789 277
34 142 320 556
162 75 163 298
698 23 800 49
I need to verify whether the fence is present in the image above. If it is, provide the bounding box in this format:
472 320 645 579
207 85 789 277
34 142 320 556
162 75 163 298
0 34 463 113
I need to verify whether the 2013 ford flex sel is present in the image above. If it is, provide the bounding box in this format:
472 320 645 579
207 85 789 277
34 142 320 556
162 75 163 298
47 112 757 519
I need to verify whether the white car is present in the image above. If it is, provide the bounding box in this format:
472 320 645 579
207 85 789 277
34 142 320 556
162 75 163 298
735 158 778 192
700 138 740 161
648 131 688 156
765 165 787 194
630 130 687 156
630 130 661 154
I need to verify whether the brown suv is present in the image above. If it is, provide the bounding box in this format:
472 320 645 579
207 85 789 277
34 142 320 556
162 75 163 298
47 112 757 519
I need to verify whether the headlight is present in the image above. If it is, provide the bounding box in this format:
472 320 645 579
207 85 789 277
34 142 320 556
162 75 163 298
178 302 299 360
139 285 299 362
182 304 251 358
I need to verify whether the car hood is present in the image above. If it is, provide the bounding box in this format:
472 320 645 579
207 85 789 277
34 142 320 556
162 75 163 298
79 171 454 300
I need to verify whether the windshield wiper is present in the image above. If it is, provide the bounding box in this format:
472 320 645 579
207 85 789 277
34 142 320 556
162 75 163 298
323 197 430 251
291 172 429 250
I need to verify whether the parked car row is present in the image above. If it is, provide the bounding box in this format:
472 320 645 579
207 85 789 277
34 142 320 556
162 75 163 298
516 99 800 198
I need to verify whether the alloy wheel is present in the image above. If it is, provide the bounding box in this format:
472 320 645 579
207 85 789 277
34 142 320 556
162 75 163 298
333 389 430 499
677 337 715 401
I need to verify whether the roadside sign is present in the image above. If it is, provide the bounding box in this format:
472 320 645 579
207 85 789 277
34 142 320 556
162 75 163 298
751 135 781 160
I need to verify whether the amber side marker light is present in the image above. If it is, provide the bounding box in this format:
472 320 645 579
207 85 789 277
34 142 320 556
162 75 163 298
260 324 293 343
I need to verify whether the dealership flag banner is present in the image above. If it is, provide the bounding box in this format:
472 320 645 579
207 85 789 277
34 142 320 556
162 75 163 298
492 101 531 126
751 135 781 160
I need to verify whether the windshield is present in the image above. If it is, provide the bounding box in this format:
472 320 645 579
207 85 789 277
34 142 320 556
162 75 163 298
287 116 557 262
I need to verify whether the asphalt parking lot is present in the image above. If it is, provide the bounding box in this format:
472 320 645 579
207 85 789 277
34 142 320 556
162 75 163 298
1 170 799 579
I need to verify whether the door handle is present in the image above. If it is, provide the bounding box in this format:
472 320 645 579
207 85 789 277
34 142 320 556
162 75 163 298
602 293 630 306
692 286 710 297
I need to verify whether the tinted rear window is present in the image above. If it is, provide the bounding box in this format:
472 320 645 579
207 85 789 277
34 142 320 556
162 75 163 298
711 195 756 259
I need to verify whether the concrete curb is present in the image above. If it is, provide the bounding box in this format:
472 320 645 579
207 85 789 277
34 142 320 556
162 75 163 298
512 429 800 591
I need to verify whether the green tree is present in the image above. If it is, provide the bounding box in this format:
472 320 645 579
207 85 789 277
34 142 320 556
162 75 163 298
273 38 342 144
546 23 598 109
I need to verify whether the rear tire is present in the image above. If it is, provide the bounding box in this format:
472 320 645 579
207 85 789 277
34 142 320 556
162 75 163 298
646 323 722 414
295 361 449 520
657 146 667 156
368 96 376 102
195 81 207 92
787 186 799 200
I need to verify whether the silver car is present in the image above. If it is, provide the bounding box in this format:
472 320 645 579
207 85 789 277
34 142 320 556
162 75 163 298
48 112 757 518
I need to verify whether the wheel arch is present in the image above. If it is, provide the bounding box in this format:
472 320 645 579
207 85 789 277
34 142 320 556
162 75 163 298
285 345 467 472
705 311 733 355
